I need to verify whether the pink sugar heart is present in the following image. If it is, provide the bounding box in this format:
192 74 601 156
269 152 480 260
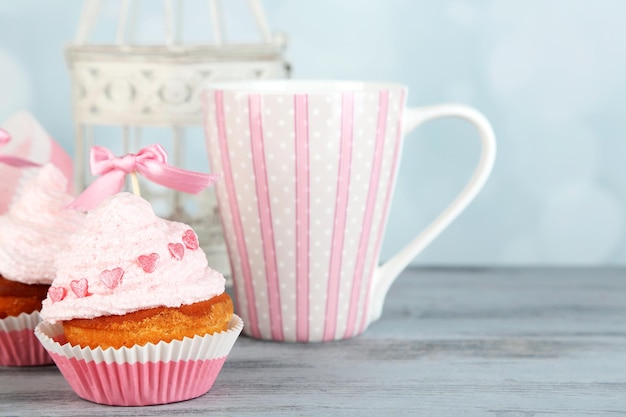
137 253 160 273
70 279 89 298
48 286 66 303
168 242 185 260
100 267 124 289
182 229 199 250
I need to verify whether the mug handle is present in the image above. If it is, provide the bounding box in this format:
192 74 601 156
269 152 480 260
368 104 496 322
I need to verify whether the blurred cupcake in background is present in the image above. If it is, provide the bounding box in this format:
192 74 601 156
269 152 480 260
0 163 84 366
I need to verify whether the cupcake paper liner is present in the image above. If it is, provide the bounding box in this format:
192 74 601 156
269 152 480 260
0 311 53 366
35 315 243 406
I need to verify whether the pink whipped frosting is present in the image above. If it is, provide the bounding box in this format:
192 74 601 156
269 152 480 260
0 164 84 284
40 192 226 323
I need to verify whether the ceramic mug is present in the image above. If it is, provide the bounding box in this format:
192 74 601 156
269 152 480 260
201 80 496 342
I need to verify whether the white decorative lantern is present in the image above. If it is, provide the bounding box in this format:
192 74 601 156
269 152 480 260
67 0 290 279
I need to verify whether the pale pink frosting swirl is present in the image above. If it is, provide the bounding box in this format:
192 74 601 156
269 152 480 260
0 164 84 284
41 193 226 323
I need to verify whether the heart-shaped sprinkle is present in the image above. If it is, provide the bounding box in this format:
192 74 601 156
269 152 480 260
100 267 124 289
168 243 185 260
182 229 199 250
48 286 66 303
70 279 89 298
137 253 160 273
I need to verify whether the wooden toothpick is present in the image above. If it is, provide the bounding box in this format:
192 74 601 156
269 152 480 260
130 172 141 197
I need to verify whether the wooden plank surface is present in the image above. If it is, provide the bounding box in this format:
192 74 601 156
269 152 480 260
1 267 625 416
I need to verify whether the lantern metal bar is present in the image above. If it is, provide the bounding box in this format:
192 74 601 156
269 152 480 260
74 124 85 190
172 126 184 216
248 0 272 42
173 127 184 167
127 0 139 44
208 0 223 45
116 0 131 45
75 0 101 45
133 126 143 151
86 126 95 155
74 123 95 191
122 125 130 154
164 0 174 45
175 0 183 44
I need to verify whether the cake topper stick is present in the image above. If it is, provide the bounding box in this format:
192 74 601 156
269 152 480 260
68 144 220 211
130 172 141 197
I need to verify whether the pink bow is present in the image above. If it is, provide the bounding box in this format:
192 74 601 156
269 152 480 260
0 128 41 168
69 144 220 210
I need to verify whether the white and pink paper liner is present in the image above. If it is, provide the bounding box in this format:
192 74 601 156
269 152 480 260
0 311 53 366
35 315 243 406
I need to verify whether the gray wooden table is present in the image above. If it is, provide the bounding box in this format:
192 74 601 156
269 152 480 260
1 267 625 416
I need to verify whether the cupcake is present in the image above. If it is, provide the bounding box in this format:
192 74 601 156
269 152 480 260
37 192 242 406
0 163 83 366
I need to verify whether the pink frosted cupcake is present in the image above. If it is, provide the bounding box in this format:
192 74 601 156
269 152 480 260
0 164 84 366
36 192 242 406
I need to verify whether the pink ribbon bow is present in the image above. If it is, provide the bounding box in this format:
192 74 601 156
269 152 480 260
0 128 41 168
69 144 220 211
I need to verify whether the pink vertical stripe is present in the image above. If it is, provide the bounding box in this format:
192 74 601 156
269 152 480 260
323 93 355 341
214 91 261 338
358 89 406 334
294 94 310 342
201 93 240 330
343 91 389 339
249 94 284 341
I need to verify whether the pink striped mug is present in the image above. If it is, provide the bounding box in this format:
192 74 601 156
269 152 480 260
201 80 496 342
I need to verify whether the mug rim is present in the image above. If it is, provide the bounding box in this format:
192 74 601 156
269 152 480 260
203 79 407 94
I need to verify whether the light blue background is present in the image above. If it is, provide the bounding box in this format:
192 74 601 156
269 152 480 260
1 0 625 266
